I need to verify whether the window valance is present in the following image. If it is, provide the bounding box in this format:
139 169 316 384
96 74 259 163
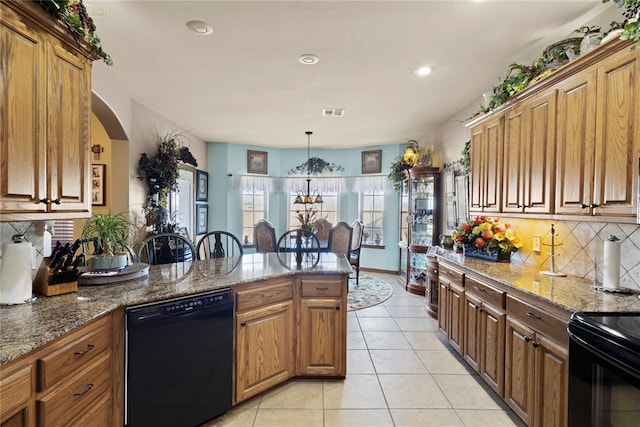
229 175 391 193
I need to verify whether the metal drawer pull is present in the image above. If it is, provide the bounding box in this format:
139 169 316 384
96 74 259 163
262 293 273 298
39 198 50 204
316 286 328 291
74 344 95 356
74 383 94 397
474 286 487 293
525 312 541 320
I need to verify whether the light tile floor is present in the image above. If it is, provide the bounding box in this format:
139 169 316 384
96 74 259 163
206 272 525 427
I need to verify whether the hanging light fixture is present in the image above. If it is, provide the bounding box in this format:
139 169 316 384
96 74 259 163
294 131 324 206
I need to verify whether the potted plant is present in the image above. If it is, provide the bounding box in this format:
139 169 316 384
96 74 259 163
81 211 134 270
137 131 197 234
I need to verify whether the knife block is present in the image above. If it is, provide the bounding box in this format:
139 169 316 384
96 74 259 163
33 257 78 297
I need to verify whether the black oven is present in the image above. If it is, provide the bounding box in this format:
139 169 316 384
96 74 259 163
568 312 640 427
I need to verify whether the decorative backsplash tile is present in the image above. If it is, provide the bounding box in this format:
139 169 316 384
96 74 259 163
505 218 640 291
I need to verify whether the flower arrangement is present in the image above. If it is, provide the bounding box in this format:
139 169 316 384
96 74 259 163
296 207 317 232
37 0 113 65
452 216 522 254
289 157 344 175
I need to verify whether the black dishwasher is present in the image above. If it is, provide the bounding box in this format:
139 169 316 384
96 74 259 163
125 289 233 427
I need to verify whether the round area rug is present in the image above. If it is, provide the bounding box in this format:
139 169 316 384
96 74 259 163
347 275 394 311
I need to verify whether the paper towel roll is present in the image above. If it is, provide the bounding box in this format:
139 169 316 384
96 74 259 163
603 239 621 289
0 241 33 304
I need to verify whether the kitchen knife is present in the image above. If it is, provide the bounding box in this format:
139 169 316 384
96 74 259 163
63 239 82 269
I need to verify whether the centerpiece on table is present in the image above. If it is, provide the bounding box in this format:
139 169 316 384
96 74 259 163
452 216 522 262
296 207 317 234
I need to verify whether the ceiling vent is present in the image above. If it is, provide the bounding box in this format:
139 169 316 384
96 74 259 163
322 108 345 116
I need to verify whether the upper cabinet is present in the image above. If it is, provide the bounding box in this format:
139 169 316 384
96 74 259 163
470 115 503 213
468 38 639 223
1 2 97 221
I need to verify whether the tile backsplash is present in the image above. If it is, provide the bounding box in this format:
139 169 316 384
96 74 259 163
505 218 640 291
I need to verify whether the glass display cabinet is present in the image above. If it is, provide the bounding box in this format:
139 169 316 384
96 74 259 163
400 166 440 296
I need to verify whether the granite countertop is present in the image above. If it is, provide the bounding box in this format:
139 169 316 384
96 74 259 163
437 250 640 315
0 253 352 365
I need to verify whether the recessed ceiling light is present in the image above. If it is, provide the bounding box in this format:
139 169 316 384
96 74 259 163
298 54 319 65
415 66 432 76
186 20 213 35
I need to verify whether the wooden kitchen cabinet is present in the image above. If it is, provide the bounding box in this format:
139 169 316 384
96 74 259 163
463 275 506 396
0 313 115 427
502 89 556 214
437 262 465 355
298 276 347 377
0 364 34 427
469 114 503 213
505 295 568 427
424 255 439 318
0 1 95 221
234 280 295 403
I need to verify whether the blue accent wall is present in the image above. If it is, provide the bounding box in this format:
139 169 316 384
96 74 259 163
206 143 407 272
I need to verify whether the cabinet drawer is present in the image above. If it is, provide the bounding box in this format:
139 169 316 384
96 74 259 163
301 278 343 297
236 279 293 312
506 295 568 344
439 262 464 283
465 276 505 309
37 353 111 427
425 257 439 277
37 315 110 392
0 364 32 421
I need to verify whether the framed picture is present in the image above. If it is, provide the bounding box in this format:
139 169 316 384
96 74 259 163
91 164 106 206
361 150 381 174
196 170 208 202
248 150 268 174
196 204 208 235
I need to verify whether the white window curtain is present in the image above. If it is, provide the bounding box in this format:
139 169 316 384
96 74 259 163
230 175 391 193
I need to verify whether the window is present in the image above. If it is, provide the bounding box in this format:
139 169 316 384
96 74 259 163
242 190 265 244
361 191 384 245
289 193 337 231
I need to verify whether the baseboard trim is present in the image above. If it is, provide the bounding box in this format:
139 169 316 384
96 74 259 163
361 267 399 275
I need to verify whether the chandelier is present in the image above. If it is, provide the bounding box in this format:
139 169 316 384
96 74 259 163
294 131 324 206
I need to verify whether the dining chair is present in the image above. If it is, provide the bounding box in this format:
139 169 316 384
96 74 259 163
327 221 353 258
276 229 321 269
196 231 244 260
313 218 332 241
349 219 364 286
253 219 277 253
137 233 195 265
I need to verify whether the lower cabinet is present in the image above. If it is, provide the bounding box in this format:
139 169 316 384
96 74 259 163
233 274 348 404
438 263 465 355
438 260 569 427
505 303 568 427
424 255 439 318
235 300 295 403
0 313 115 427
298 276 346 377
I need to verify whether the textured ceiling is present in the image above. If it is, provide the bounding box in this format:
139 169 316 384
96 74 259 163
89 0 616 148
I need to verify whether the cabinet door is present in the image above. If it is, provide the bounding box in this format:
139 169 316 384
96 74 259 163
555 68 597 215
534 335 568 427
502 106 525 213
299 298 345 376
470 116 504 213
0 364 33 427
469 126 484 211
448 282 465 355
523 89 556 214
437 279 450 336
593 47 640 218
463 292 482 373
0 9 47 213
47 39 91 214
504 317 535 426
235 301 294 403
480 302 505 397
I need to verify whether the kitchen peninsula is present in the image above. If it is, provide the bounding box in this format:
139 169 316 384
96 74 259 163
0 253 352 426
